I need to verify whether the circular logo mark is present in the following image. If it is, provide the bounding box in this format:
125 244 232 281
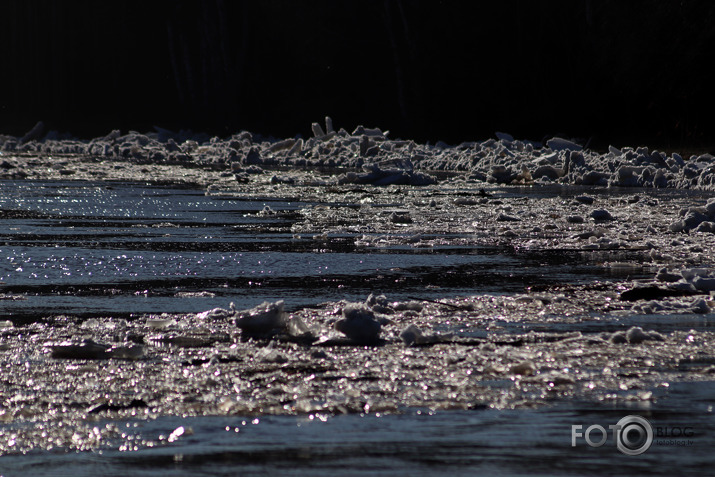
615 415 653 456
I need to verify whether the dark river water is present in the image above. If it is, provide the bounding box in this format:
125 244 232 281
1 180 713 475
0 180 644 322
3 381 714 476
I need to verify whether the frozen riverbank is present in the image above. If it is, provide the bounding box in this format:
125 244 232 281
2 118 715 190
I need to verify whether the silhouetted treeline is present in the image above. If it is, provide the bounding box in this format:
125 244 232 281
2 1 714 149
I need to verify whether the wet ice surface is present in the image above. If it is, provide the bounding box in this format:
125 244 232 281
1 146 715 473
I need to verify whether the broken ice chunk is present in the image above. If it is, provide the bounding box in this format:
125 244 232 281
235 300 287 335
399 324 450 346
334 303 381 344
311 122 326 138
610 326 665 345
509 360 537 376
590 209 614 221
656 267 682 283
546 137 582 151
48 339 143 360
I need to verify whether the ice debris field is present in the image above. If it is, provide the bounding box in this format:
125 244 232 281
0 118 714 455
2 118 715 190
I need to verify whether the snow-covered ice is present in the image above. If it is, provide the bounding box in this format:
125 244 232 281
4 117 715 190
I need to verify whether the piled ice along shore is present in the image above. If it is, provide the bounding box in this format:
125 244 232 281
2 118 715 189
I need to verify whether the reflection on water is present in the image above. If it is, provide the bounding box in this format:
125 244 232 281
3 381 714 476
0 181 648 320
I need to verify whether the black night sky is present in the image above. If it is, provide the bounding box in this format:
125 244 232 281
2 1 715 151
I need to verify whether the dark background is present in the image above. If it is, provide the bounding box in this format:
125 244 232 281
2 0 714 151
